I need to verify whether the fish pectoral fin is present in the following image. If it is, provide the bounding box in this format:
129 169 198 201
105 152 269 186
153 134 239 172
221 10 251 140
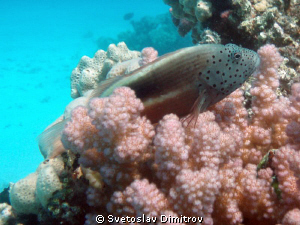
181 98 201 127
181 95 203 127
181 89 210 127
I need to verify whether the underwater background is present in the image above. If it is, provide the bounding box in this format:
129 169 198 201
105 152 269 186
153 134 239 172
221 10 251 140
0 0 180 189
1 0 300 224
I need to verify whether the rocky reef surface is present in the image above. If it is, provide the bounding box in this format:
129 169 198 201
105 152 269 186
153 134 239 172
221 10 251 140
164 0 300 87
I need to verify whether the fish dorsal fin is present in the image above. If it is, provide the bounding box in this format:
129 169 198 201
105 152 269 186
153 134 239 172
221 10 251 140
37 119 68 159
89 75 124 99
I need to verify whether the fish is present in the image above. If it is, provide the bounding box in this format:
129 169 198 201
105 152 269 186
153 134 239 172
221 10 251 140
38 43 260 158
123 12 134 21
91 43 260 123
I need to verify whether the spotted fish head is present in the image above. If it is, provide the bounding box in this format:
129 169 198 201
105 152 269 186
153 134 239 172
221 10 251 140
194 43 260 113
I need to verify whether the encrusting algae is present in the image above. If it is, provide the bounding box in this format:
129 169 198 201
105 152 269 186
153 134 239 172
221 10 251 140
38 43 260 158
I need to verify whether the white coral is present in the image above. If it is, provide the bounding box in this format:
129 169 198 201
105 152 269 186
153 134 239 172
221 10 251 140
70 42 140 98
9 157 64 214
9 173 40 214
0 203 15 224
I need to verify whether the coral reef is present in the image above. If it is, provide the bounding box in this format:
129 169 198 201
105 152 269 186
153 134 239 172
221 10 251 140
7 41 300 224
62 87 155 190
59 44 300 224
9 157 64 215
0 203 15 225
70 42 140 98
37 152 90 225
163 0 300 76
70 42 159 99
4 1 300 224
98 13 192 55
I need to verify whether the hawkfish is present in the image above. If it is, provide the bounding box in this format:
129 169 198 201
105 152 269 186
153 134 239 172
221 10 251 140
38 43 260 158
91 43 260 122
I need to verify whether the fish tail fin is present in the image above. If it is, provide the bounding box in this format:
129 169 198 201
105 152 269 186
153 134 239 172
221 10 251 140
37 119 68 159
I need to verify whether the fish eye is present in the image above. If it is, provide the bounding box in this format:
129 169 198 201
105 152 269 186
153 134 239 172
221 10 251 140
234 53 241 59
231 51 242 61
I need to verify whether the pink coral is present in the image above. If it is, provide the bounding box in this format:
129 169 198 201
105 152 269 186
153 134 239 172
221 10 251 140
211 89 248 129
237 164 278 220
139 47 158 65
282 208 300 225
272 145 300 206
251 44 285 127
60 44 300 224
62 106 98 154
62 87 155 188
107 179 169 217
154 114 190 188
214 159 243 224
169 168 220 225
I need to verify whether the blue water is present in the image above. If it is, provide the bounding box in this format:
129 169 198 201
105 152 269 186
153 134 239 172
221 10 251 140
0 0 170 190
